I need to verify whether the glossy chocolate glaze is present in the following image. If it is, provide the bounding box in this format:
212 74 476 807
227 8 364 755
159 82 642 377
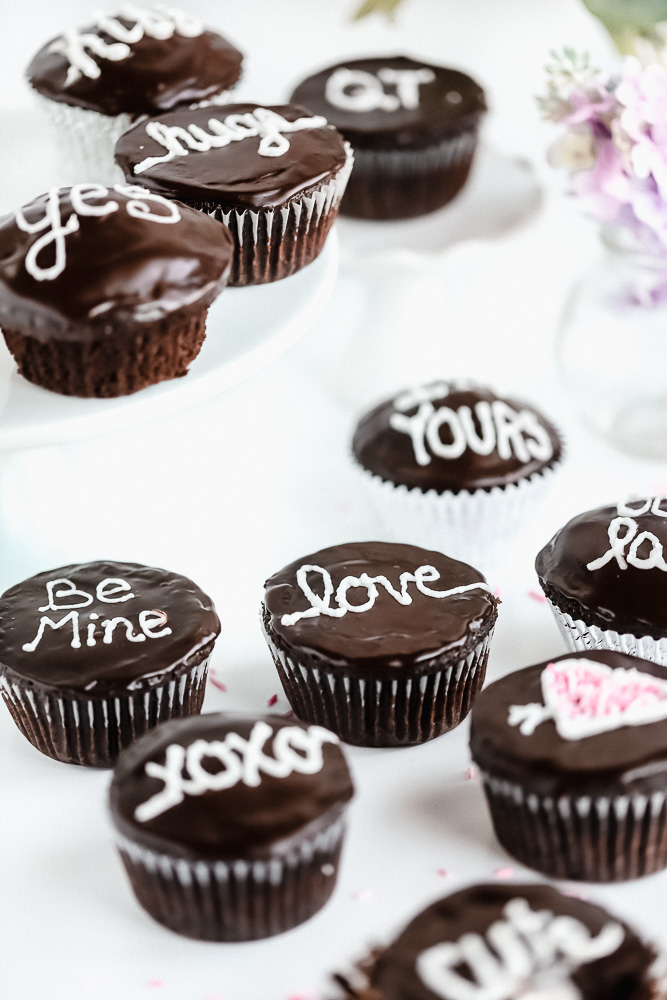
0 561 220 694
0 186 233 340
369 883 654 1000
471 650 667 795
263 541 497 675
352 384 562 493
115 103 349 209
290 55 486 150
110 712 353 859
27 22 242 117
536 500 667 637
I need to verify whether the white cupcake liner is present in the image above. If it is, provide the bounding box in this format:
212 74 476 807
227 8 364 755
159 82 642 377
547 601 667 667
481 771 667 881
351 458 558 571
262 622 494 747
114 812 346 940
0 654 210 767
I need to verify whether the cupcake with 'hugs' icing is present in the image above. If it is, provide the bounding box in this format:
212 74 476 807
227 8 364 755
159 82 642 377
27 5 243 182
290 55 486 219
110 712 353 940
115 102 353 285
351 380 563 569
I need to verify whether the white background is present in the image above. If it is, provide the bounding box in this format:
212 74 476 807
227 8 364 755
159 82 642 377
2 2 667 999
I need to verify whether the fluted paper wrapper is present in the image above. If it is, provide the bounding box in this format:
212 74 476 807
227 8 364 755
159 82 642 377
114 811 346 941
351 459 558 572
548 601 667 667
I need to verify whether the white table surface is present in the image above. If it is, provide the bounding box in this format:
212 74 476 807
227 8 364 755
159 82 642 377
2 2 667 999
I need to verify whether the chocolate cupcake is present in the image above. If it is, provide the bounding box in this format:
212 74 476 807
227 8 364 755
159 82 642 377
27 6 243 182
109 712 354 940
536 496 667 665
290 55 486 219
115 103 353 285
471 650 667 881
0 561 220 767
0 183 233 397
261 541 498 747
351 380 563 569
338 882 659 1000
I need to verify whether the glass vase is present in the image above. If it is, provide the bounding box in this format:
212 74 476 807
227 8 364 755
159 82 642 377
556 225 667 458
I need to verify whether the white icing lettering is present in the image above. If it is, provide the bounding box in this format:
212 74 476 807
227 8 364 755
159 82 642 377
134 721 339 822
132 107 329 174
281 564 491 627
38 577 94 612
416 897 624 1000
587 497 667 573
325 66 435 113
138 609 172 638
15 184 181 281
101 617 146 643
49 5 203 87
96 578 135 603
22 611 81 652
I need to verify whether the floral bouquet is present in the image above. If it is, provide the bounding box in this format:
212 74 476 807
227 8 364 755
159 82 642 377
540 50 667 247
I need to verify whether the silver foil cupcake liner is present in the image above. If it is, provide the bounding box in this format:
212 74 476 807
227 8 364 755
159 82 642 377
114 812 346 940
0 655 210 767
351 459 558 572
197 144 354 285
481 772 667 881
262 625 494 747
548 602 667 667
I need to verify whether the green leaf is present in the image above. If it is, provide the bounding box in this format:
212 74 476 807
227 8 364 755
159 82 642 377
352 0 406 20
582 0 667 36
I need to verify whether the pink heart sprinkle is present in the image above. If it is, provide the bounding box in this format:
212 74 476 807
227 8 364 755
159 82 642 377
437 868 449 877
267 694 279 707
494 867 515 880
464 764 479 781
147 981 163 990
528 590 547 604
208 670 227 693
493 587 502 599
282 709 295 718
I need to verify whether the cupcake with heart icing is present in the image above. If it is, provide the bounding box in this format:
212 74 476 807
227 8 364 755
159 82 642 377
470 650 667 881
336 882 659 1000
110 712 354 940
351 380 563 569
536 495 667 665
26 5 243 182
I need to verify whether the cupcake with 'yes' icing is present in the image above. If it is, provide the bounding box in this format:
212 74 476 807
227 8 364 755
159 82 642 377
471 650 667 881
536 496 667 665
290 55 486 219
27 5 243 182
261 540 498 747
115 102 353 284
351 380 563 569
0 561 220 767
110 712 354 940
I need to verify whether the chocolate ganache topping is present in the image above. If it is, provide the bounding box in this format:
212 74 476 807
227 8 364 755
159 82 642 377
115 103 350 210
110 712 353 859
352 382 562 493
470 650 667 797
262 541 497 675
0 561 220 695
368 883 653 1000
0 184 233 339
27 7 243 117
536 496 667 637
290 55 486 149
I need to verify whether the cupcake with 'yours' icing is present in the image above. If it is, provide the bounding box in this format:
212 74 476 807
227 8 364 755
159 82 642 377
290 55 486 219
115 102 353 284
110 712 354 940
0 561 220 767
471 650 667 881
536 496 667 665
27 5 243 182
261 540 498 747
351 380 562 568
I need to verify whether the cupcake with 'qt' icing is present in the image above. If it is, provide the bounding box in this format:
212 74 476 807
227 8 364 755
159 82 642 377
261 540 498 747
115 102 353 284
352 380 562 569
290 55 486 219
27 5 243 182
110 712 353 940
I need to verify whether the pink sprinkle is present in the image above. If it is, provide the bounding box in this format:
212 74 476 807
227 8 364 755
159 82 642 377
208 670 227 693
436 868 449 877
267 694 279 707
494 867 515 880
282 708 295 718
561 885 590 901
351 889 373 902
287 994 315 1000
528 590 547 604
147 982 163 990
493 587 502 599
464 764 480 781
